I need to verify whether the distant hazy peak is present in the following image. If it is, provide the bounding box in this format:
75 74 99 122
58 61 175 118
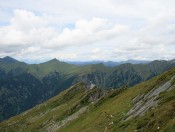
49 58 60 62
0 56 18 63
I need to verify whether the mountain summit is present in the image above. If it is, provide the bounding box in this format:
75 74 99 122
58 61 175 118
0 56 19 63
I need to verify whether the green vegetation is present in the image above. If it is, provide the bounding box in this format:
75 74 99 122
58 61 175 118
1 66 175 131
0 56 175 122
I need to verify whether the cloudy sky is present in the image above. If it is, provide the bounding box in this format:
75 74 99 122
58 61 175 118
0 0 175 63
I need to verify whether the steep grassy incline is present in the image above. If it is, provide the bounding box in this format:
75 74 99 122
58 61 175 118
0 83 106 131
60 67 175 132
1 67 175 131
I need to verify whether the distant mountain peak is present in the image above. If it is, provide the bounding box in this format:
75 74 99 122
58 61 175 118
49 58 60 62
1 56 18 63
53 58 59 61
3 56 12 59
41 58 61 65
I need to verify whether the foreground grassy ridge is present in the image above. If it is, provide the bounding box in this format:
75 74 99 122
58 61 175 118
122 92 175 132
0 67 175 132
60 67 175 132
0 83 87 131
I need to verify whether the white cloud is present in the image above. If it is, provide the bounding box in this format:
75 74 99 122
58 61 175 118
0 0 175 62
92 48 101 54
0 10 129 50
11 9 47 30
0 9 48 48
47 18 129 48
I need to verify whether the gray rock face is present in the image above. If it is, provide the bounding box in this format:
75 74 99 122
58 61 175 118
88 89 105 102
74 72 107 88
125 75 175 121
90 83 96 89
47 106 88 132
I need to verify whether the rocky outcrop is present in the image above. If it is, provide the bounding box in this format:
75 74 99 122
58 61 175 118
125 75 175 121
74 72 108 88
47 106 88 132
45 84 105 131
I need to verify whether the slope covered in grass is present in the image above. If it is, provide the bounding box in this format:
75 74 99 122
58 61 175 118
1 67 175 131
0 56 175 122
0 83 106 131
60 67 175 132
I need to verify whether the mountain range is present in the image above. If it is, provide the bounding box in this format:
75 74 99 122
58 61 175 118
1 61 175 131
66 59 150 67
0 56 175 122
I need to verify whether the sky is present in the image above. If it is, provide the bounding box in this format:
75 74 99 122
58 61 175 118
0 0 175 63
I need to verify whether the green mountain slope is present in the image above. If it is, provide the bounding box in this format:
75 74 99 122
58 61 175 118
28 58 79 79
0 56 174 122
1 66 175 131
0 83 106 131
0 58 78 121
61 67 175 132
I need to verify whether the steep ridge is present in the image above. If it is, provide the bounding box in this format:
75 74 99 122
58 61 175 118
0 83 106 131
125 74 175 120
1 67 175 131
60 66 175 132
106 60 174 88
0 56 175 122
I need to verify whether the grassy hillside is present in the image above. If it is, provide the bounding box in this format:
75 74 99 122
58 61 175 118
0 56 174 122
28 59 79 79
0 83 106 131
61 67 175 132
1 67 175 131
